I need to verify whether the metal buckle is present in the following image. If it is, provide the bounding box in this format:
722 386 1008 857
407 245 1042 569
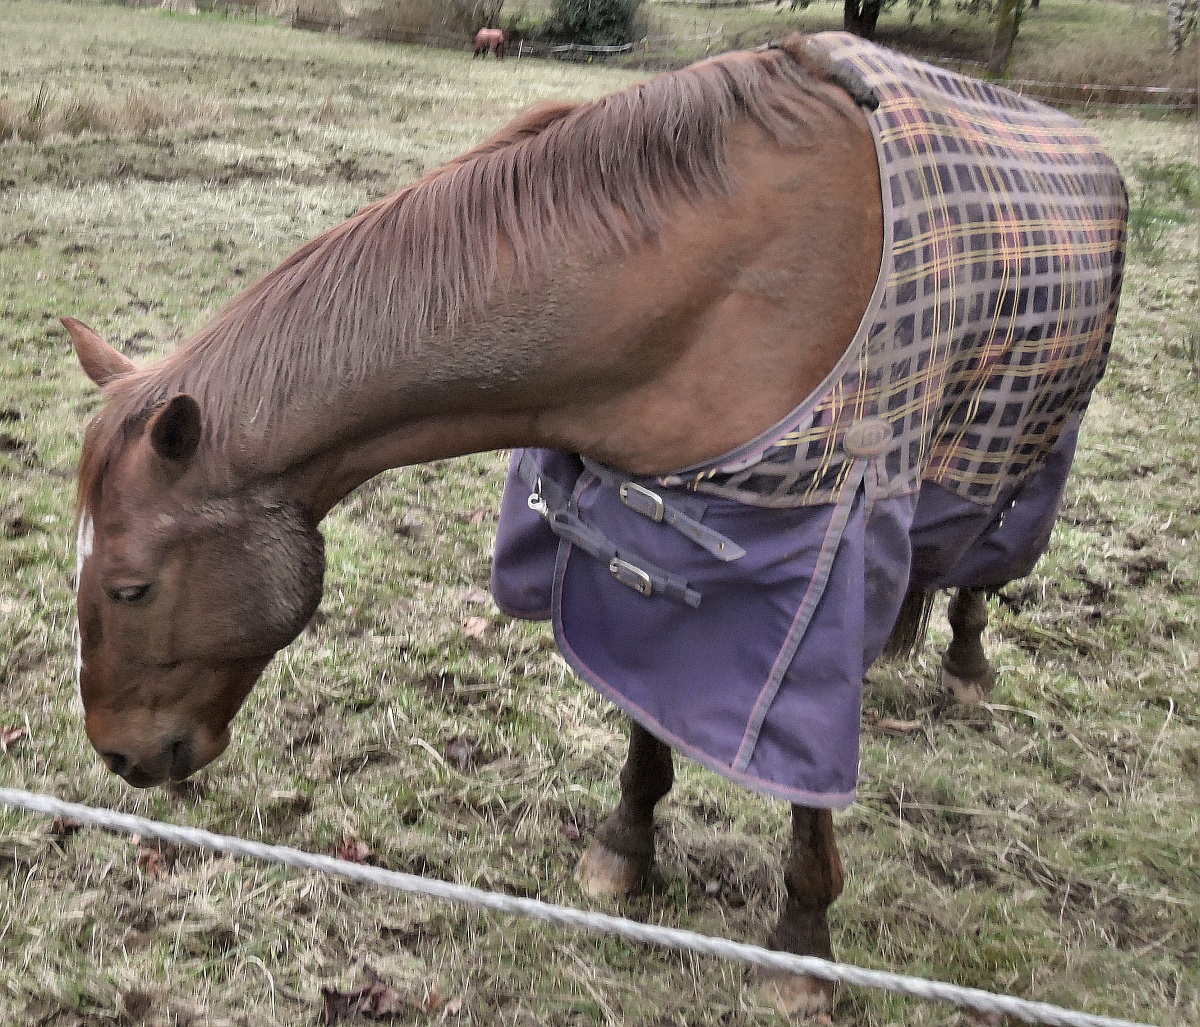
609 558 653 597
619 481 665 523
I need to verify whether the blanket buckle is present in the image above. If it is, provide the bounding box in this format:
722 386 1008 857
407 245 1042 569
619 481 665 523
609 558 653 597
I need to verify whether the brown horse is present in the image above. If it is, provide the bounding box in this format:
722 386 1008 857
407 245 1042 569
473 26 505 59
66 33 1125 1017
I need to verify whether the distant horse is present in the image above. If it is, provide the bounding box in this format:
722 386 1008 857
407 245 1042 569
66 33 1125 1017
473 27 504 59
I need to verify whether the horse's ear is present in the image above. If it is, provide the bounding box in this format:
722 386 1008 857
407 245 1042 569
148 394 203 464
62 317 137 387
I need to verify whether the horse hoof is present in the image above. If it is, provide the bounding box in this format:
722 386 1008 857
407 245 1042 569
576 840 646 898
938 665 995 707
758 968 835 1020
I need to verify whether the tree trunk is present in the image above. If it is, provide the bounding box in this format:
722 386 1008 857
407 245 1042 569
988 0 1024 76
843 0 882 39
1168 0 1199 54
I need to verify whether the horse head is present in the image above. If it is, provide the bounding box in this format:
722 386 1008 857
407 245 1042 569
66 318 326 787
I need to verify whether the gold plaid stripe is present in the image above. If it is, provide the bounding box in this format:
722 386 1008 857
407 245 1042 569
674 34 1125 509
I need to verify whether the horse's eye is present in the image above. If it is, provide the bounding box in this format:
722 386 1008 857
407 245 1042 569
107 583 152 604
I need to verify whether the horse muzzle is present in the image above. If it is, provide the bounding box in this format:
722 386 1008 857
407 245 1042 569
86 708 232 788
97 734 201 788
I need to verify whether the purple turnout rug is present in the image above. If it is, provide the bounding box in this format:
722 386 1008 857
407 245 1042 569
491 33 1128 807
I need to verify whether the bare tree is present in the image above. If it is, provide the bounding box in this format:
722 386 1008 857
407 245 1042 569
843 0 883 38
1168 0 1198 54
988 0 1025 76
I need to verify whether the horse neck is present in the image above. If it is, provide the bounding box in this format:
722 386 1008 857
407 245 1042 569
164 68 883 520
172 271 577 519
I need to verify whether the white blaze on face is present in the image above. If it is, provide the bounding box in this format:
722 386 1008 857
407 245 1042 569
75 510 94 707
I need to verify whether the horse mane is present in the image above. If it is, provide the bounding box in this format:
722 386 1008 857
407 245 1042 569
77 35 851 517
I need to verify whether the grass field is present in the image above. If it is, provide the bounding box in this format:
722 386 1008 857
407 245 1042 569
1 2 1198 1026
622 0 1198 85
638 0 1200 87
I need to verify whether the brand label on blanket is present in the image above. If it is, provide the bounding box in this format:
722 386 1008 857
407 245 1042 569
842 418 893 458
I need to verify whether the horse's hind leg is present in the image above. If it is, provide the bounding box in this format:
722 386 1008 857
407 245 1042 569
940 586 996 705
760 805 844 1017
578 718 673 897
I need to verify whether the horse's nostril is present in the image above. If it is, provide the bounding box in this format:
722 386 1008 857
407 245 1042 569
102 750 131 777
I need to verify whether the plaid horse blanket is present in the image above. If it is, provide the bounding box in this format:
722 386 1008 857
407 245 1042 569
491 34 1128 807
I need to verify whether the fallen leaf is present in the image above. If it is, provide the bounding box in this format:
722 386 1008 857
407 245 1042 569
321 966 439 1024
1 725 28 752
417 981 442 1014
444 736 479 772
50 817 82 840
873 717 923 735
358 965 409 1016
460 615 490 639
137 843 176 878
444 995 463 1016
467 509 488 526
334 836 373 865
462 587 490 605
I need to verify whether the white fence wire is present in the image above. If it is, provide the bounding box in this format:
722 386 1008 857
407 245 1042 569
0 787 1159 1027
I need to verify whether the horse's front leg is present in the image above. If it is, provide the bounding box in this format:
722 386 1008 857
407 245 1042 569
578 718 673 897
940 586 996 705
760 804 844 1018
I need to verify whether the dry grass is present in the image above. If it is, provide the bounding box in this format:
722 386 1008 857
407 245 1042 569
16 82 53 142
0 96 15 141
1 3 1198 1027
61 95 118 137
0 86 223 142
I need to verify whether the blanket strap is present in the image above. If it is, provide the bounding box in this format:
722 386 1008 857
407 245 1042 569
518 452 703 608
580 458 746 562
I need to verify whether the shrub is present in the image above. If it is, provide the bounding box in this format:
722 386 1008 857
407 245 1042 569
1127 157 1200 258
547 0 645 46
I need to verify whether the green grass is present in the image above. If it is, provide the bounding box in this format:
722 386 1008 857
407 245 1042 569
543 0 1200 87
1 2 1199 1026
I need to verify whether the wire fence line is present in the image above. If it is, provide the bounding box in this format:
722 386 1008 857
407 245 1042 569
0 787 1159 1027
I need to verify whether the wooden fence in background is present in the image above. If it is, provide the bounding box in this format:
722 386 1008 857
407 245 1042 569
285 9 1197 110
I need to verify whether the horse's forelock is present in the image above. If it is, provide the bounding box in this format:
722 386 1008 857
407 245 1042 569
75 375 171 526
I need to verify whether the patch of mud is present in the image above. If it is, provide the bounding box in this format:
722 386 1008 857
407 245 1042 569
909 839 999 888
